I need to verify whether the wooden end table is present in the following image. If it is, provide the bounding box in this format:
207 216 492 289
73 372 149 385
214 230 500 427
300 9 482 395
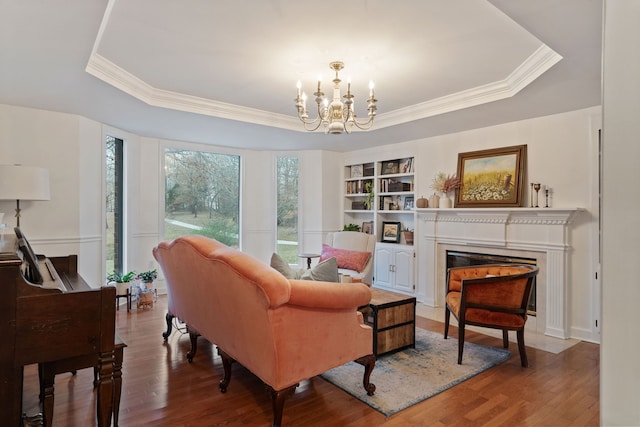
360 288 416 356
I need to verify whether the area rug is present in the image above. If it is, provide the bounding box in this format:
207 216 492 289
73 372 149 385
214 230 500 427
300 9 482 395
320 328 510 416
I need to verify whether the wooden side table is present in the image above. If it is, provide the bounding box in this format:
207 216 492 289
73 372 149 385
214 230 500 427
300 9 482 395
360 288 416 356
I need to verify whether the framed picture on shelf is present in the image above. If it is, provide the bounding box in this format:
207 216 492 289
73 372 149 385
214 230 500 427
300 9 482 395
455 145 527 208
350 164 363 178
400 157 413 173
381 221 401 243
362 221 374 235
404 196 414 210
381 160 399 175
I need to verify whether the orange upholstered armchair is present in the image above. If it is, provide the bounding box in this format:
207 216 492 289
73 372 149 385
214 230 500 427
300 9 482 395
444 264 539 367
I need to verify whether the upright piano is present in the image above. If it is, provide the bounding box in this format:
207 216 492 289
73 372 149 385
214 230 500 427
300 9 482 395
0 228 117 427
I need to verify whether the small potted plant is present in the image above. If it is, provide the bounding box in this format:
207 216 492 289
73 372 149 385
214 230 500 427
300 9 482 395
402 227 414 245
343 223 361 232
136 269 158 288
107 271 136 296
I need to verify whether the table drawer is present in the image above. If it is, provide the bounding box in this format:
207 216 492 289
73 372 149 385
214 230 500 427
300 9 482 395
375 323 415 355
376 302 414 329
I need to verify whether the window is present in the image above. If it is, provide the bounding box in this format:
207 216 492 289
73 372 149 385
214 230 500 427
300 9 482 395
105 135 123 275
164 149 240 247
276 156 299 264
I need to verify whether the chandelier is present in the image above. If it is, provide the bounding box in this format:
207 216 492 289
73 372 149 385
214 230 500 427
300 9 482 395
295 61 377 134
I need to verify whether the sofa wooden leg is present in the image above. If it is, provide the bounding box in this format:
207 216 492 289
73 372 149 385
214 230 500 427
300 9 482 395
186 326 199 363
269 384 298 427
217 349 236 393
517 329 528 368
162 311 175 341
354 354 376 396
502 330 509 349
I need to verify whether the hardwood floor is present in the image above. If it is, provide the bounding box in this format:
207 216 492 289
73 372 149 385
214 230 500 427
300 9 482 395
22 295 599 426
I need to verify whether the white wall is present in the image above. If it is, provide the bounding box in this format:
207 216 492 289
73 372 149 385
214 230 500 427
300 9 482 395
601 1 640 425
0 103 600 345
343 107 601 343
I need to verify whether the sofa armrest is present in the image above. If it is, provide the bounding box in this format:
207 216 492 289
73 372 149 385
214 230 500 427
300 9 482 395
287 280 371 309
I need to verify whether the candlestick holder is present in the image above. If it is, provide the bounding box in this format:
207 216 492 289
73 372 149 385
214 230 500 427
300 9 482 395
533 183 541 208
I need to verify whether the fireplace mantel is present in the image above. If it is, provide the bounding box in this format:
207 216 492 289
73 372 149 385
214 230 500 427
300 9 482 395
415 207 583 339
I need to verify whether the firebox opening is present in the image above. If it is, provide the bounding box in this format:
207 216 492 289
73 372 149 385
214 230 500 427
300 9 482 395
446 250 537 316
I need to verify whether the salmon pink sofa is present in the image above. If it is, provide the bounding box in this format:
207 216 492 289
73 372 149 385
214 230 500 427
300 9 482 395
153 235 376 427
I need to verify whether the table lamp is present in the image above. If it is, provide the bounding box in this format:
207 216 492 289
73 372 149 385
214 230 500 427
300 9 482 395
0 164 51 227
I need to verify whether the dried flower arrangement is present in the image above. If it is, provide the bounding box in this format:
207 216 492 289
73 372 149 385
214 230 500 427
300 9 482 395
431 172 461 194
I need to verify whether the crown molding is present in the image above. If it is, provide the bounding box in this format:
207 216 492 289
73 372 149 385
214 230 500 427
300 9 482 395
85 43 561 133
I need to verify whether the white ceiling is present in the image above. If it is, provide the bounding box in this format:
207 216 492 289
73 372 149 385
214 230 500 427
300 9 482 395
0 0 602 152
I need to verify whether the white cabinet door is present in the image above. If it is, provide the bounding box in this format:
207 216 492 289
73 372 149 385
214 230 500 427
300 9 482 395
374 244 414 293
374 246 393 288
394 248 414 293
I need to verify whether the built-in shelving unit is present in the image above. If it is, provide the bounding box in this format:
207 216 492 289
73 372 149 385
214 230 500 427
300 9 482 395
344 157 416 293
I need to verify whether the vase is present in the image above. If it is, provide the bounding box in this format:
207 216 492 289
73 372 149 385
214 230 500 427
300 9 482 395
429 193 440 208
439 196 452 208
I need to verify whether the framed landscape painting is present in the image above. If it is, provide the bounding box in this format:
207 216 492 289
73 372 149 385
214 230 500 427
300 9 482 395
382 221 401 243
455 145 527 208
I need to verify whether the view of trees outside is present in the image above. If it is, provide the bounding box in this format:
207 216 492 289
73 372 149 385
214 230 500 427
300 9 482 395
276 156 299 263
164 149 240 247
105 135 122 277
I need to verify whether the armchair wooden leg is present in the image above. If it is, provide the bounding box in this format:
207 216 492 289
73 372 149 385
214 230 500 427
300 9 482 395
444 308 451 339
457 324 465 365
268 384 298 427
355 354 376 396
502 330 509 348
517 329 528 368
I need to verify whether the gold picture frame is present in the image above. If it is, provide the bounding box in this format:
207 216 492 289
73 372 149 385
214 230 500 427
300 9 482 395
455 145 527 208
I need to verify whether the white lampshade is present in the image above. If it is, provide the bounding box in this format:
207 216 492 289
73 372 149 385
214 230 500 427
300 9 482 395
0 165 51 201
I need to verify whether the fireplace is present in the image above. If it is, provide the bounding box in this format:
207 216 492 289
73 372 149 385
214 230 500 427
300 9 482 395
446 250 537 315
417 208 581 339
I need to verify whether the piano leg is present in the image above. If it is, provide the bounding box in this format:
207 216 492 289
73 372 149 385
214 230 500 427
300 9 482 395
40 368 55 427
95 351 114 427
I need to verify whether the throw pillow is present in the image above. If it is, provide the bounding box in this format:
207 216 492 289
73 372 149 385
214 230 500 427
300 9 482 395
270 252 302 279
319 244 371 273
300 257 339 282
270 253 339 282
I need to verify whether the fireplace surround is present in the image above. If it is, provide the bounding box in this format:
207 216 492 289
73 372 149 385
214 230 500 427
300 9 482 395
416 208 582 339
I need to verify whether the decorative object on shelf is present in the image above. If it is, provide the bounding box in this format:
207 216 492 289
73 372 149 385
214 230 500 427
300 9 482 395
455 145 527 208
402 227 414 245
431 172 460 208
404 196 414 210
362 221 374 234
381 160 399 175
0 164 51 227
295 61 377 134
400 158 413 173
343 223 361 232
429 193 440 208
382 221 401 243
363 181 375 210
350 164 363 178
416 196 428 209
545 187 551 208
533 183 541 207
